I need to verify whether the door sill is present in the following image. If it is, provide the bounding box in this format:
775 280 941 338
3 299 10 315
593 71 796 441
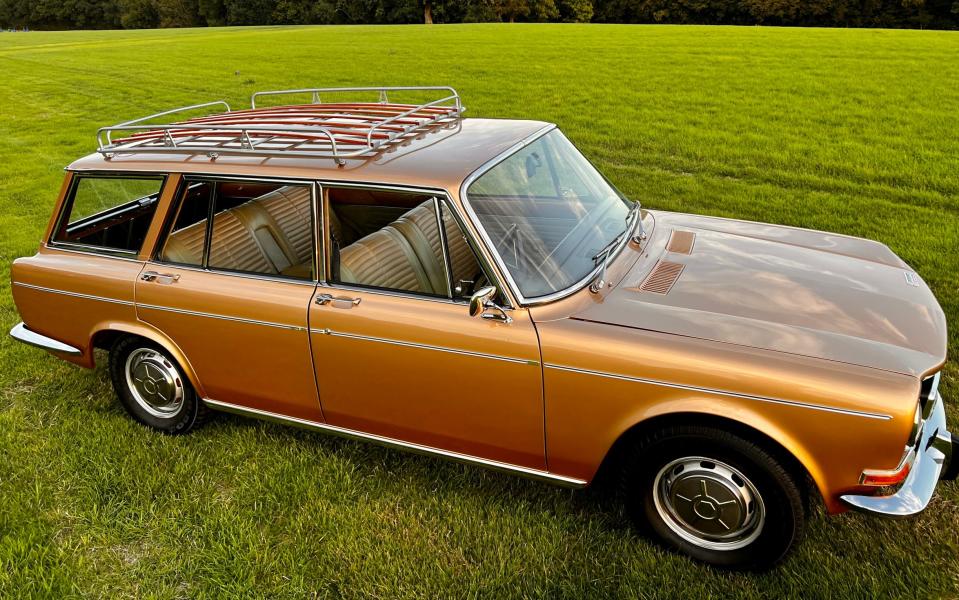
203 398 588 488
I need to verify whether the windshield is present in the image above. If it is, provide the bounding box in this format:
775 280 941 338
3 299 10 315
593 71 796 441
465 129 633 299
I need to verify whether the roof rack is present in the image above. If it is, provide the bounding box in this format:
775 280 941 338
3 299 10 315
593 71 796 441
96 86 464 165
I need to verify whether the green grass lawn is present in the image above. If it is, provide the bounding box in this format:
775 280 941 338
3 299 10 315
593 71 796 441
1 23 958 598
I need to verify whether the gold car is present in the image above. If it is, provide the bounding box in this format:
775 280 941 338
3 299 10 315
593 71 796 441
9 87 956 569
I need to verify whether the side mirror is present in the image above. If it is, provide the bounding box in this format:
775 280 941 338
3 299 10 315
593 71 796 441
469 286 497 317
468 286 512 324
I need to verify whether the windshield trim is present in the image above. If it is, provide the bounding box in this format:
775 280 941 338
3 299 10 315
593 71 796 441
460 124 634 307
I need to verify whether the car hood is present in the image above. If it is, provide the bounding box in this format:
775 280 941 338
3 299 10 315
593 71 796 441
572 211 947 376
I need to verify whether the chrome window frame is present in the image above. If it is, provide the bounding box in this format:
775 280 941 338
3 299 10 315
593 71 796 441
48 170 168 259
317 180 513 309
459 124 635 307
151 174 321 285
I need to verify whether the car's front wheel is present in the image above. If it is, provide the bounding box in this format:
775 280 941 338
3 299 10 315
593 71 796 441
622 425 805 570
109 336 208 434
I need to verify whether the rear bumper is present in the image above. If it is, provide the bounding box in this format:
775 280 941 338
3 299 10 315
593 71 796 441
9 322 81 356
841 389 955 517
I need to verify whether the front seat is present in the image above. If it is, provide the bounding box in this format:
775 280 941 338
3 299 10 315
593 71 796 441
391 200 482 296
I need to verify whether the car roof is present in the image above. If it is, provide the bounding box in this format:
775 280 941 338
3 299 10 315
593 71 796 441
68 118 553 191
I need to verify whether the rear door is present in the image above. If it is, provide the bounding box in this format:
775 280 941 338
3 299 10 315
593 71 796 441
135 176 322 421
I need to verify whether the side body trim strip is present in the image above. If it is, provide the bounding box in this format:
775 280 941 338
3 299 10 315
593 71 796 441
544 364 892 421
309 328 535 365
139 303 306 331
203 398 587 487
13 281 134 305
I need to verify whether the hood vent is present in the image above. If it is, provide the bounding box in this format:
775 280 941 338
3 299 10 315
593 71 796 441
666 230 696 255
640 260 685 294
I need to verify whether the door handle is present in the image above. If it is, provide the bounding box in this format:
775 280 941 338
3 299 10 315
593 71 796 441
315 293 361 307
140 271 180 284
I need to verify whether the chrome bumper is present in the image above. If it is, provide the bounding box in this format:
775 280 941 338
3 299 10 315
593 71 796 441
8 322 81 356
841 390 955 517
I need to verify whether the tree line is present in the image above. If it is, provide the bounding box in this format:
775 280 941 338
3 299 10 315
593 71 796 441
1 0 957 30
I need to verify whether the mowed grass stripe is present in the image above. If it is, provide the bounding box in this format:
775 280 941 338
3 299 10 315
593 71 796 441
0 24 957 598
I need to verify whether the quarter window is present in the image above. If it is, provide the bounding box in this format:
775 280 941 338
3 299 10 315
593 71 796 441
158 178 315 280
52 175 164 254
438 201 488 300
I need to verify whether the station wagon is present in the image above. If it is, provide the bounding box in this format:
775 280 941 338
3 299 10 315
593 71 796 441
9 86 956 569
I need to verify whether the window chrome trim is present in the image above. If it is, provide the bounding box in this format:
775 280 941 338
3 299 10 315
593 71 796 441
143 262 317 287
432 196 455 298
13 281 135 305
48 241 141 259
310 328 535 365
138 303 306 331
544 363 893 421
319 280 517 310
202 398 586 488
321 281 458 305
41 243 145 264
316 179 450 197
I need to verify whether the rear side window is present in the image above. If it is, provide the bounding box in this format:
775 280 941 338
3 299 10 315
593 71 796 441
51 175 164 254
158 178 316 281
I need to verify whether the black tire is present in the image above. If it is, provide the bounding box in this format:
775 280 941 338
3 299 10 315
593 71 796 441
109 336 209 435
621 425 805 571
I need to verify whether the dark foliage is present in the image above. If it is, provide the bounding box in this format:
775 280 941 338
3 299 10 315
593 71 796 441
1 0 957 29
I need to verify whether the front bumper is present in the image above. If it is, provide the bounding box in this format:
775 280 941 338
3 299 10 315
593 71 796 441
841 388 956 517
9 322 81 356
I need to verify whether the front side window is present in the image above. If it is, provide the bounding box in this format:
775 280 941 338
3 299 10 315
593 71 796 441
51 175 164 254
465 130 632 299
327 188 484 300
158 178 315 280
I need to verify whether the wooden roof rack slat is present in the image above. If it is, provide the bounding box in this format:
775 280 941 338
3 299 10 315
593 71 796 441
96 86 464 165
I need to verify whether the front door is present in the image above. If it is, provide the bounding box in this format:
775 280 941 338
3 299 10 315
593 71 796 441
308 186 545 470
136 176 322 421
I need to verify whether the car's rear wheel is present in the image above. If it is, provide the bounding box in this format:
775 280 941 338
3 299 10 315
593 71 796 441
621 425 805 570
109 336 208 434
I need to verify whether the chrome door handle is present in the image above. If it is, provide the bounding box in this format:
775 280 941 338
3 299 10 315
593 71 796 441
140 271 180 284
315 293 361 306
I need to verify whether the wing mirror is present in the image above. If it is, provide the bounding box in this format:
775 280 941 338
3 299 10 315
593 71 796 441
468 286 512 324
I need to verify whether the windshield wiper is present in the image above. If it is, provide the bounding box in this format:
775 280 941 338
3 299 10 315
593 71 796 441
627 200 647 244
589 231 625 293
589 202 645 294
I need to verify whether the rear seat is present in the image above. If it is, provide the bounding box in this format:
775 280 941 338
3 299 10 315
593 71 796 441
254 186 313 266
162 185 314 278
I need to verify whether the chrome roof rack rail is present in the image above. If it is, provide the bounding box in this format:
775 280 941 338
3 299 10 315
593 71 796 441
96 101 233 153
250 85 461 111
95 87 464 165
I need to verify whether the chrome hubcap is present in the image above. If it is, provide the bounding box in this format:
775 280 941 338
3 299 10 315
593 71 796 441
653 456 765 551
125 348 184 418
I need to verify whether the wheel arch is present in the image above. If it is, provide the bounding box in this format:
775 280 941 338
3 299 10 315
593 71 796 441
595 410 825 509
89 321 205 398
